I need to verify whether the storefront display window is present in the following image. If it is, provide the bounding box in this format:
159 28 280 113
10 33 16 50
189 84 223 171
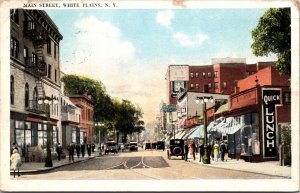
31 123 38 146
53 126 57 145
72 128 76 143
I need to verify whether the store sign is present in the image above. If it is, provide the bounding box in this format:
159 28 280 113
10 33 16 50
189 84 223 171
262 88 281 158
169 65 189 81
161 104 177 112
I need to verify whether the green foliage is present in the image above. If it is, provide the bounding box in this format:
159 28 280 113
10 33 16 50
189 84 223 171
251 8 291 75
279 125 291 166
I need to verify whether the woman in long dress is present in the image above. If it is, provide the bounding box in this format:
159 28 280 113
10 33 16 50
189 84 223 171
10 149 21 178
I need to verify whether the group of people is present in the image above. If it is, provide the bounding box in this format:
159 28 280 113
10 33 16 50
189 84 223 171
64 143 96 162
183 140 229 162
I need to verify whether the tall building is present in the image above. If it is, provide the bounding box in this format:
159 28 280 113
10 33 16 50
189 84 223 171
10 9 63 158
166 58 274 104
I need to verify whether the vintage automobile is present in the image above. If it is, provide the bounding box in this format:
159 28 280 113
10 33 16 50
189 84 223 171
167 139 185 160
129 141 138 151
151 142 157 149
156 141 165 151
145 142 152 150
104 141 118 154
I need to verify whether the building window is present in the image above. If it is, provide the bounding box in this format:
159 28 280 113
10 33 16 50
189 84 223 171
32 53 37 65
208 83 212 88
202 72 206 77
47 39 52 54
246 71 250 76
10 9 19 24
10 37 19 59
284 92 291 104
214 71 218 78
24 47 29 58
207 72 212 78
10 76 14 105
55 69 57 82
25 83 29 108
195 84 199 89
222 81 227 88
195 73 199 78
48 64 52 79
214 82 219 89
54 43 57 59
190 83 194 89
190 73 194 78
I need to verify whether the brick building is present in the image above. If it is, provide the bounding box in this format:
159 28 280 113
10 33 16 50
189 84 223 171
68 94 94 144
205 66 290 162
166 58 275 105
10 9 63 159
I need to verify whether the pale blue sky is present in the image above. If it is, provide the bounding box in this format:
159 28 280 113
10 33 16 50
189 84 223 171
46 9 275 123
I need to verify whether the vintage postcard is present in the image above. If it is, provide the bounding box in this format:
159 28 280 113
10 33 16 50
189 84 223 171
0 0 299 192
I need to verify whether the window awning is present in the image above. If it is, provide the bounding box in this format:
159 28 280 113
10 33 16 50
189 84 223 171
182 127 198 140
208 116 242 135
188 125 204 139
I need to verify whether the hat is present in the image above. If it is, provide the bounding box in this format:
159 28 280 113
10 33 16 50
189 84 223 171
13 149 18 154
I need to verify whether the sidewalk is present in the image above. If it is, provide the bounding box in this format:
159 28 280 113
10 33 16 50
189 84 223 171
187 154 291 178
10 152 99 175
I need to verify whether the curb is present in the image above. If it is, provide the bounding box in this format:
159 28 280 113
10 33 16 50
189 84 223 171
10 157 95 175
187 159 291 178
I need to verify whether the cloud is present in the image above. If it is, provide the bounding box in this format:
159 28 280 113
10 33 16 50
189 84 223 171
61 15 166 123
156 10 174 27
173 32 209 47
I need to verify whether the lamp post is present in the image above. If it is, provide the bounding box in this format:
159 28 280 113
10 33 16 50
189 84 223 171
95 122 104 154
195 96 214 164
38 96 58 167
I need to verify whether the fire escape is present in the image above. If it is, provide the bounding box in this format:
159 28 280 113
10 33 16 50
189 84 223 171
24 18 48 113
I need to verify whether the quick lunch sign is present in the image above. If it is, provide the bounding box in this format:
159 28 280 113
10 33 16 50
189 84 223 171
261 88 281 158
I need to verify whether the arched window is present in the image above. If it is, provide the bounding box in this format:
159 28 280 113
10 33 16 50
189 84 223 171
25 83 29 108
10 76 14 105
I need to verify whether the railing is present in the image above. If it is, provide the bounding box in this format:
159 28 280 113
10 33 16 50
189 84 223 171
25 100 46 114
24 57 47 76
23 20 48 44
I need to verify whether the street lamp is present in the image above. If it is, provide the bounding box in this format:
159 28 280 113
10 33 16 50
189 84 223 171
38 96 58 167
95 122 104 154
195 96 214 164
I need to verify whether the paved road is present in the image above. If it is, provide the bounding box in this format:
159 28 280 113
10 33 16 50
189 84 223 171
16 150 282 180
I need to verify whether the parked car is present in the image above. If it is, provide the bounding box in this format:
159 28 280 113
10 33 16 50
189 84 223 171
129 141 138 151
151 142 157 149
156 141 165 151
104 141 118 154
167 139 184 160
145 142 151 150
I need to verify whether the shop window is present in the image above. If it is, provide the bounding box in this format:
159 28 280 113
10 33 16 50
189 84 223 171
10 76 14 105
10 37 19 59
38 124 44 146
10 9 19 24
25 122 32 146
31 123 38 146
53 126 58 145
25 83 29 108
283 92 291 104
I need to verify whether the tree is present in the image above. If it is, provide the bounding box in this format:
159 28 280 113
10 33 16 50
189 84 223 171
251 8 291 75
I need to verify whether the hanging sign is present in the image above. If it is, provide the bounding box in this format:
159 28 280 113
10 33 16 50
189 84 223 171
161 104 177 112
261 88 281 158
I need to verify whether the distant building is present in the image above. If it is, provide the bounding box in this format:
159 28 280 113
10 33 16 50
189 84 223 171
10 9 63 159
165 58 275 105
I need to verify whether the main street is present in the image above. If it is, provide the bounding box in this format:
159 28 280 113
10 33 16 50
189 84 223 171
16 149 282 180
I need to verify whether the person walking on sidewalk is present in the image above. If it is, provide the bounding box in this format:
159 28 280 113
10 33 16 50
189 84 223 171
67 143 75 162
220 141 226 161
10 149 21 178
199 142 204 162
190 141 197 160
87 143 92 157
75 143 81 158
213 141 219 162
56 143 62 161
224 142 229 161
81 143 86 157
184 142 189 161
92 143 96 152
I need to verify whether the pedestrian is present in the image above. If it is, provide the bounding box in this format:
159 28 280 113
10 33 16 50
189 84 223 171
91 143 95 152
10 149 21 178
213 141 219 162
199 143 204 162
56 143 62 161
81 143 86 157
224 142 229 161
220 141 226 161
184 142 189 161
191 141 197 160
10 142 18 155
67 143 75 162
87 143 92 157
75 143 80 158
